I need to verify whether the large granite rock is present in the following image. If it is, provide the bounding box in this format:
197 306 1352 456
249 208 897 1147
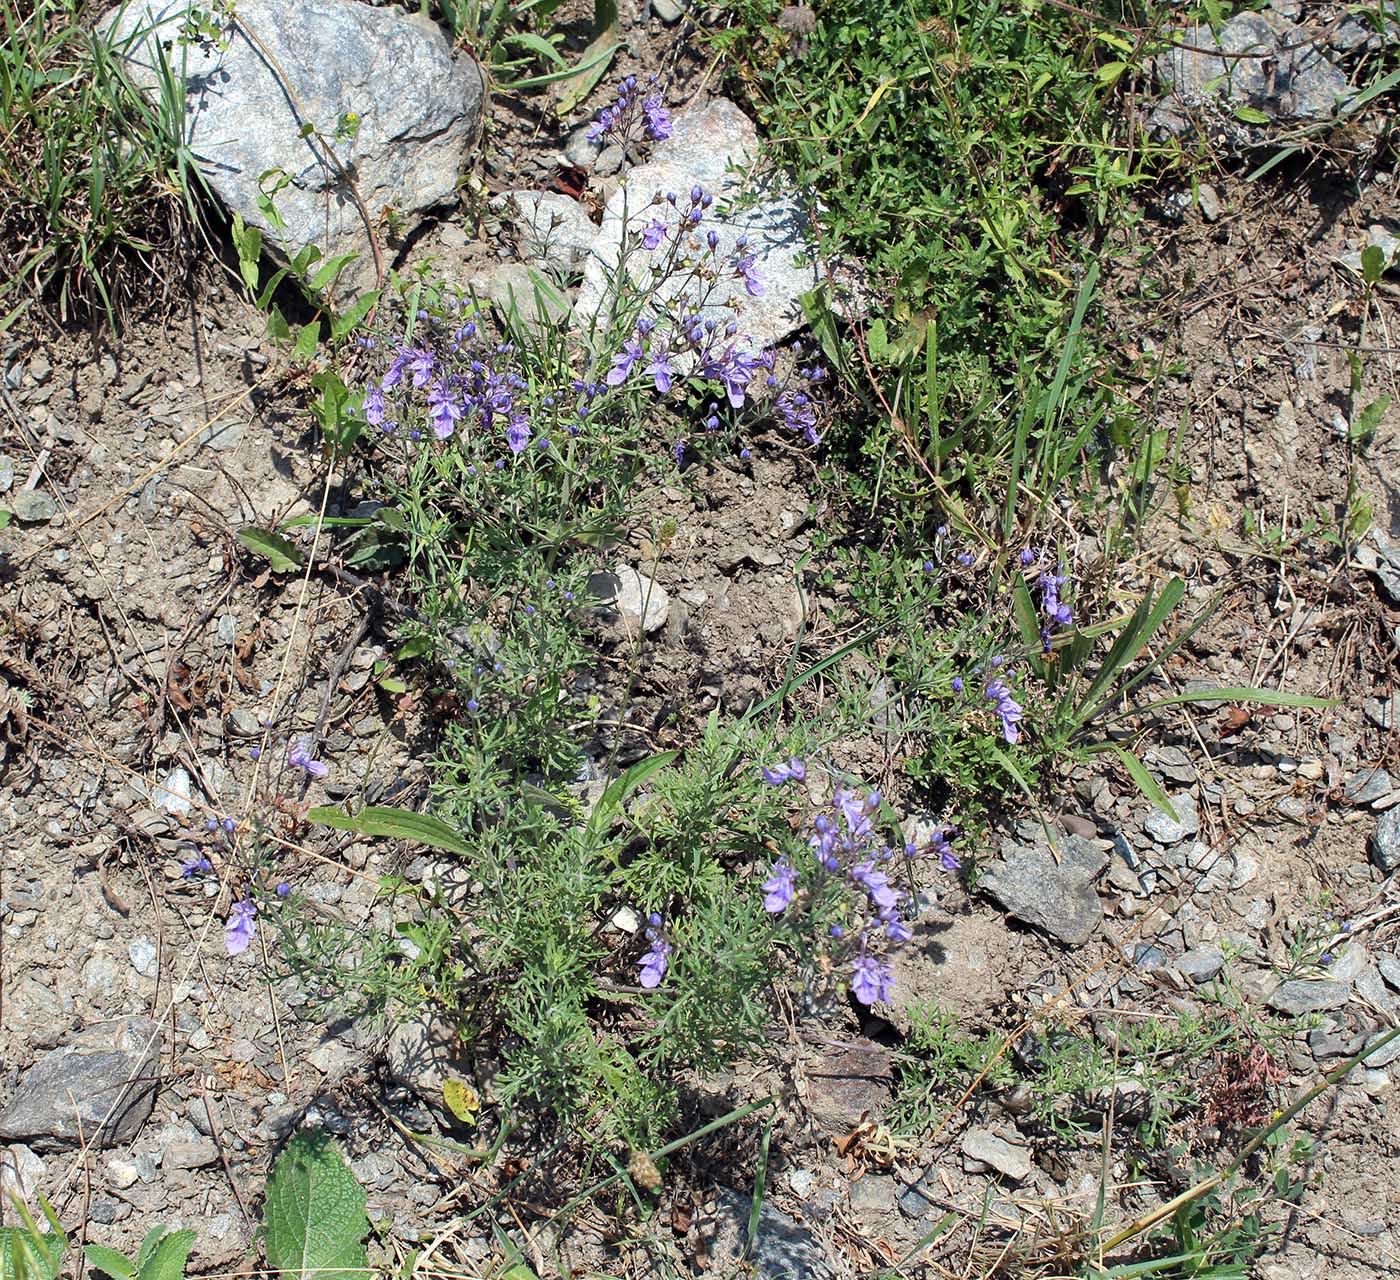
574 98 823 350
0 1017 161 1151
101 0 483 295
979 831 1110 946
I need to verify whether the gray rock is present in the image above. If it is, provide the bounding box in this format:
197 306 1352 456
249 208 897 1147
574 99 826 353
0 1145 46 1209
1365 695 1399 731
10 490 58 523
979 832 1109 945
594 564 669 635
491 190 596 273
0 454 13 493
1197 182 1222 222
1379 954 1400 990
1155 16 1352 125
1144 791 1199 844
562 123 603 169
163 1139 219 1169
1178 944 1225 984
226 709 261 737
705 1188 832 1280
650 0 685 20
103 0 484 297
1361 1029 1400 1069
0 1017 162 1151
385 1011 470 1111
1356 529 1400 605
1267 979 1351 1016
1371 809 1400 873
960 1128 1033 1181
154 767 193 817
128 938 157 977
1344 768 1394 806
199 418 246 452
468 262 572 335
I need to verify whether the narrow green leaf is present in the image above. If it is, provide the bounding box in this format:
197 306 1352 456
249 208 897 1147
1106 746 1178 823
1074 577 1184 722
332 289 379 340
237 527 304 572
264 1129 369 1280
309 805 471 856
587 751 679 839
308 252 358 293
292 320 321 362
541 34 618 108
500 30 567 67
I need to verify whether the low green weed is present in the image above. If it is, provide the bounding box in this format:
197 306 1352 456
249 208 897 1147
0 0 202 330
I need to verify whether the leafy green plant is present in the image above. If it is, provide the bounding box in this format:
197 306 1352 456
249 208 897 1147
86 1227 196 1280
0 1196 67 1280
264 1129 370 1280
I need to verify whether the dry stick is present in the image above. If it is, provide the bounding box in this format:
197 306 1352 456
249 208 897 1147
1099 1022 1400 1257
203 1092 256 1226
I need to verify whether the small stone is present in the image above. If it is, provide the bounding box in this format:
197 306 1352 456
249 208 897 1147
847 1173 896 1217
163 1139 218 1169
1144 792 1199 844
562 124 602 169
106 1156 140 1189
786 1168 816 1197
1378 954 1400 990
1344 768 1394 806
10 490 58 523
0 1017 162 1151
1361 1030 1400 1069
1364 695 1398 731
805 1045 892 1134
0 1146 47 1208
1178 945 1225 984
1267 979 1351 1016
703 1188 832 1280
594 143 624 177
650 0 684 20
154 767 193 817
1370 809 1400 873
979 832 1109 945
960 1128 1032 1182
605 565 670 634
610 905 641 933
216 614 237 646
128 938 157 977
1197 183 1222 221
0 454 14 493
226 709 261 737
199 418 246 452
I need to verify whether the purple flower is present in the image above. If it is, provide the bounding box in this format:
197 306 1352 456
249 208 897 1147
276 882 290 898
506 416 532 453
427 382 463 440
733 251 764 298
642 220 667 250
940 848 963 872
762 860 798 913
287 739 329 779
408 349 435 389
1039 564 1072 643
761 756 807 785
639 915 673 988
703 345 756 409
225 899 257 955
882 909 913 943
851 955 894 1005
673 439 686 465
647 348 675 393
642 94 673 140
985 679 1024 744
363 384 386 427
851 860 899 912
951 676 964 693
1020 547 1036 566
956 551 974 566
181 856 212 878
606 337 645 387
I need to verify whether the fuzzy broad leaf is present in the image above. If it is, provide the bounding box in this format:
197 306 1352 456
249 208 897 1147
135 1228 195 1280
237 527 304 572
264 1129 369 1280
308 805 471 857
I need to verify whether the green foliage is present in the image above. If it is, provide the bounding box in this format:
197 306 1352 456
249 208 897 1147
264 1130 370 1280
0 0 202 330
85 1227 196 1280
0 1196 67 1280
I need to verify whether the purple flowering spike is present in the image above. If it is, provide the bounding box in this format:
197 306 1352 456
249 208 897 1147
762 860 798 914
760 757 806 785
639 916 673 988
506 416 532 453
642 94 673 140
225 899 257 955
851 955 894 1005
363 384 386 427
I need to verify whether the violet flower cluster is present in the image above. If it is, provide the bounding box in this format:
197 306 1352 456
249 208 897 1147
587 75 673 147
638 912 672 988
755 758 959 1007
